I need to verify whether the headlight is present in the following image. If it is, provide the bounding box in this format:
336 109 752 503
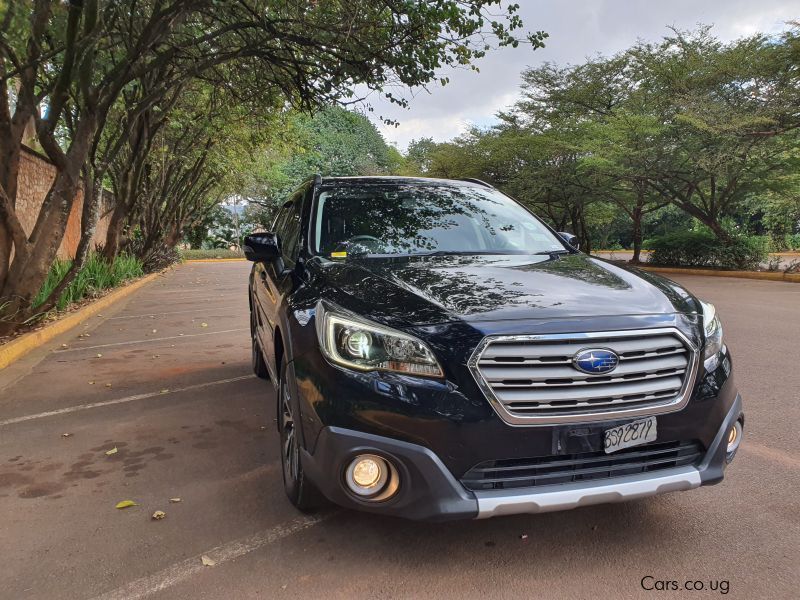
315 301 444 378
700 300 724 371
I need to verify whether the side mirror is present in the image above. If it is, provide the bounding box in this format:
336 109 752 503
244 233 280 262
558 232 580 251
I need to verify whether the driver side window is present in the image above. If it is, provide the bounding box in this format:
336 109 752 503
280 190 305 265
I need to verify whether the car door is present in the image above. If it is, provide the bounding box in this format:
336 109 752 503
252 187 306 382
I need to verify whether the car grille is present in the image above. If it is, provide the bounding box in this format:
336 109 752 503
469 328 697 424
461 440 704 491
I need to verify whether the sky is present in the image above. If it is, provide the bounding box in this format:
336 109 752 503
366 0 798 151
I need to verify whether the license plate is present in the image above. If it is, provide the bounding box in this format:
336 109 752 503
603 417 657 454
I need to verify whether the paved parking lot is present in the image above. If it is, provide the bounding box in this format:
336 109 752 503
1 261 798 599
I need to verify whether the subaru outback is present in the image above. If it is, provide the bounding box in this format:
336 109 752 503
244 176 743 520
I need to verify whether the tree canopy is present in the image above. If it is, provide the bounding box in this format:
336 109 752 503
412 25 800 259
0 0 544 334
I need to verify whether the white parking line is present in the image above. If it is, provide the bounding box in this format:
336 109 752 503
53 328 248 353
0 375 254 427
108 308 214 320
90 514 329 600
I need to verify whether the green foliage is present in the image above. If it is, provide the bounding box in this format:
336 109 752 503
246 106 403 228
180 249 244 260
649 232 768 270
406 24 800 263
32 254 144 314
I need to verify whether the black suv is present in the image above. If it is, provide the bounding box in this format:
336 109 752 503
245 176 743 520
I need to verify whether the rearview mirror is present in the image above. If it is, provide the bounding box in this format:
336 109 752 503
244 233 280 262
558 232 580 251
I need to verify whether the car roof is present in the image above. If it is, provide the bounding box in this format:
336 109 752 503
316 176 489 188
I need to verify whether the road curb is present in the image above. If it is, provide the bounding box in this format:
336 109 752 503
185 258 246 263
638 266 800 283
0 273 161 370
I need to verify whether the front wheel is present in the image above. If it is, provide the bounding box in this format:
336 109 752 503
278 358 324 512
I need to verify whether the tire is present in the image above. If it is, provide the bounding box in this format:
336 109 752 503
250 307 269 380
278 357 325 512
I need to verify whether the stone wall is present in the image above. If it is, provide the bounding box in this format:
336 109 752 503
16 145 114 259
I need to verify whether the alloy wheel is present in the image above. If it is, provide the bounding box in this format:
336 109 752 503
281 379 299 483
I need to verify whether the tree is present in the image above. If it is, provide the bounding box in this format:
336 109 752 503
245 106 406 227
628 27 800 242
415 25 800 256
0 0 543 334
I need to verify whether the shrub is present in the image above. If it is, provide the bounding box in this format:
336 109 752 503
32 253 145 312
123 238 181 272
179 248 244 260
649 231 768 270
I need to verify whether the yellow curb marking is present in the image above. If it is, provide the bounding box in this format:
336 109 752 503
0 273 161 370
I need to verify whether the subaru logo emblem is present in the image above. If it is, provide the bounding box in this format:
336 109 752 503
573 348 619 374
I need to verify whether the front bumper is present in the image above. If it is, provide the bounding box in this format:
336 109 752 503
301 393 743 520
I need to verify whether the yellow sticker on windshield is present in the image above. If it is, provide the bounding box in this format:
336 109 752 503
330 251 347 258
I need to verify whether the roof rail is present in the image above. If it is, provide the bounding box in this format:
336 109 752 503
461 177 494 188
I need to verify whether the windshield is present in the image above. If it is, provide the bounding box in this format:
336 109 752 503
312 184 566 257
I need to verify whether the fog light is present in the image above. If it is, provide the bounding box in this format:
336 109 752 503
344 454 399 501
726 419 743 462
352 458 382 488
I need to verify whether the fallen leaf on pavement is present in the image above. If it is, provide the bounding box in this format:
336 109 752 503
105 447 118 456
201 323 208 328
105 383 112 388
88 381 95 385
61 343 68 348
115 500 138 509
201 555 215 566
169 498 181 503
152 510 166 520
62 433 72 438
160 388 169 394
96 353 103 358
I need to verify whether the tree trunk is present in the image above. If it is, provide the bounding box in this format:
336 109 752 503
0 120 93 336
36 168 104 314
102 205 127 261
631 204 643 263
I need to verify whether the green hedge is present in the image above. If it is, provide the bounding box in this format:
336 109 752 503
649 231 768 270
33 253 144 312
180 248 244 260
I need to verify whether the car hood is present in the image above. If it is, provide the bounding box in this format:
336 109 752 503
309 254 700 328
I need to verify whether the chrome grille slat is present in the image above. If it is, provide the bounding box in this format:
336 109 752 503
479 335 683 359
497 376 683 403
480 354 688 383
468 328 699 425
491 369 686 389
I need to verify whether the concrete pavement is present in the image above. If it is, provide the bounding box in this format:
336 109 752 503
1 262 798 599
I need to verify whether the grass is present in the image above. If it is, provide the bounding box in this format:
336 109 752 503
180 248 244 260
32 252 145 313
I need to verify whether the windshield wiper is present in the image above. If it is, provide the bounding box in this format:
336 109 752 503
534 249 571 255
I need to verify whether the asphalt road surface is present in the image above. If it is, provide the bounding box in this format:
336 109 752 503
1 261 798 600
